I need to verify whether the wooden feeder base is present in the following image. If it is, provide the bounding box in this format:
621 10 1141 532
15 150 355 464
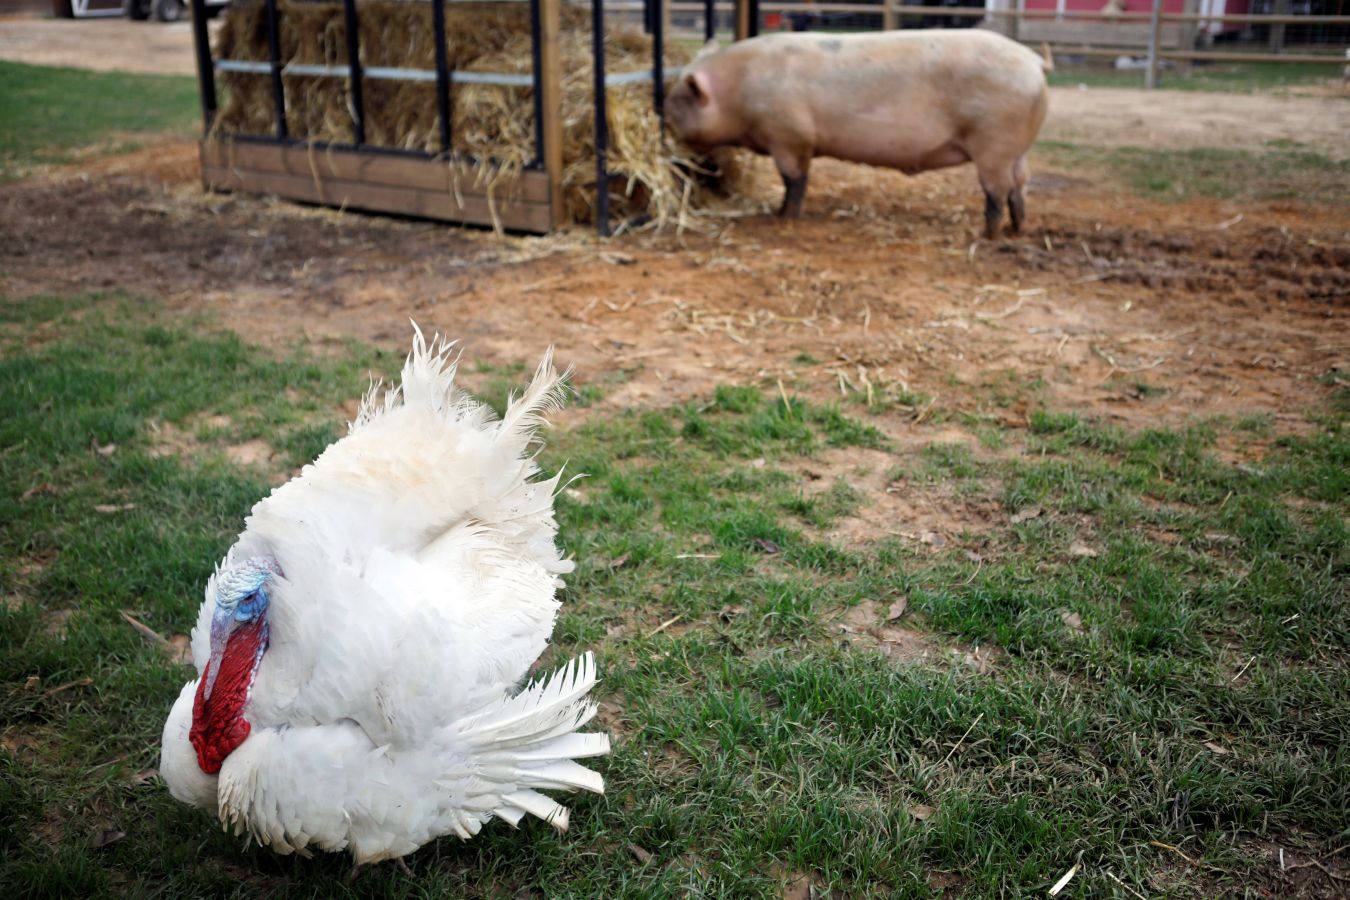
200 139 555 233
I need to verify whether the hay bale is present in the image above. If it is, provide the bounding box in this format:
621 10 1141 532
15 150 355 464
211 0 761 227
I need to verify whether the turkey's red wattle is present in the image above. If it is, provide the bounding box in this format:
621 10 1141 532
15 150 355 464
189 616 267 774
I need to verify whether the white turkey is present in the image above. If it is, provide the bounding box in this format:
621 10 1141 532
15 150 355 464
159 328 608 864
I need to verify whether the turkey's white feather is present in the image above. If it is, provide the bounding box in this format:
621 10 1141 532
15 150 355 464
161 331 607 864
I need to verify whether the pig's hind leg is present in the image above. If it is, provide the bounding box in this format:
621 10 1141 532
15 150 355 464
771 146 812 219
975 160 1017 240
1007 155 1030 235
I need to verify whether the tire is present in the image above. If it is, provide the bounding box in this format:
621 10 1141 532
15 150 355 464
153 0 185 21
124 0 152 19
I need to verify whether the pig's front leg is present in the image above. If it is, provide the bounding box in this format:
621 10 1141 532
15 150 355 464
771 147 812 219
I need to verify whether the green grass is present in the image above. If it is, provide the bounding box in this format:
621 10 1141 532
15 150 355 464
1048 60 1344 93
1040 140 1350 206
2 295 1347 897
0 61 199 181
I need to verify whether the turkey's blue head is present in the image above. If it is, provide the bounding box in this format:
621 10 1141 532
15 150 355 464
189 556 281 774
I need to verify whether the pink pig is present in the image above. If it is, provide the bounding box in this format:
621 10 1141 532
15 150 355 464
667 30 1052 238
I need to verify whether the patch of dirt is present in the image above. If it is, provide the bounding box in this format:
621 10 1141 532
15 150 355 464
0 17 220 76
1045 86 1350 160
149 414 281 473
835 599 940 665
789 445 1002 551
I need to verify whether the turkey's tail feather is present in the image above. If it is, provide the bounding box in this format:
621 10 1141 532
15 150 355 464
494 348 570 457
456 652 609 833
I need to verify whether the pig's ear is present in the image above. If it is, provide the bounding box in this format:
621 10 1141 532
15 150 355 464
694 38 721 60
684 71 712 107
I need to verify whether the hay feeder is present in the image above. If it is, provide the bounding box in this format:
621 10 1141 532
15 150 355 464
187 0 717 234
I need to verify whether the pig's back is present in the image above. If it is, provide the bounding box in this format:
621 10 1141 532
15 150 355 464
733 29 1045 104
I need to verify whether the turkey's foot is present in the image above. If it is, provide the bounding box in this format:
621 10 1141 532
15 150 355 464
346 858 414 881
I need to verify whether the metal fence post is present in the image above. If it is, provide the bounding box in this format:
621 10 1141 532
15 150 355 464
591 0 611 235
1270 0 1289 52
1145 0 1163 89
189 0 216 133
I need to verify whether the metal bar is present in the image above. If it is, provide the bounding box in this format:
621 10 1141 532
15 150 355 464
747 0 759 36
607 69 655 85
342 0 365 146
263 0 287 139
1161 49 1350 63
215 60 608 87
891 4 1350 22
189 0 217 133
653 0 664 124
216 60 274 74
704 0 715 41
530 0 545 170
224 133 443 161
432 0 452 154
1145 0 1163 89
591 0 610 236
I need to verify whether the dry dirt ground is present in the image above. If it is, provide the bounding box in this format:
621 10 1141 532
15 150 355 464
2 14 1348 467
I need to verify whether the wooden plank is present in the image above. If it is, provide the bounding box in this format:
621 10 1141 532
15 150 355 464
734 0 750 41
538 0 564 228
202 163 554 233
201 139 550 204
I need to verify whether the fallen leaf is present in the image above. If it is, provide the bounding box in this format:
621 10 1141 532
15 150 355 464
120 610 167 645
919 531 946 548
749 457 767 469
21 483 57 501
751 538 781 555
606 553 631 571
1059 609 1085 633
629 844 653 863
601 252 637 266
1204 532 1238 545
964 550 983 563
1011 506 1043 524
42 676 93 697
1203 741 1230 755
92 441 117 458
24 675 40 691
718 604 745 623
94 503 136 514
1068 541 1099 558
130 768 158 786
886 597 909 621
90 829 126 849
908 803 937 822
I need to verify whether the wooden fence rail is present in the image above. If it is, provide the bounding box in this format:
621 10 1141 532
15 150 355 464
620 0 1348 88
